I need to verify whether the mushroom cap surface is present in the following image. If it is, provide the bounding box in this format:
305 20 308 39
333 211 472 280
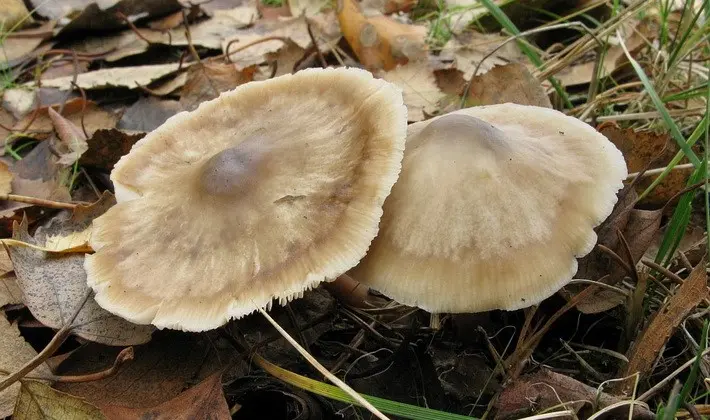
85 68 407 331
351 103 627 313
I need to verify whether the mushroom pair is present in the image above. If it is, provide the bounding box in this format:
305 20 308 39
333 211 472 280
85 67 627 331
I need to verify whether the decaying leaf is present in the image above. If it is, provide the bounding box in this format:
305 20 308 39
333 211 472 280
441 32 528 81
222 16 317 69
80 129 145 171
14 380 105 420
38 63 187 91
117 97 182 132
0 248 13 275
0 0 31 30
622 259 708 386
463 62 552 108
48 108 89 165
0 21 55 66
7 205 154 346
0 162 13 195
2 88 37 120
381 63 445 121
494 369 654 419
265 40 307 77
0 273 22 307
600 123 694 207
289 0 329 17
0 316 52 418
179 58 256 112
55 332 216 408
14 98 119 141
100 372 230 420
337 0 427 70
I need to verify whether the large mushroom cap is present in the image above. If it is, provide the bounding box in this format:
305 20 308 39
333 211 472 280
85 68 407 331
351 103 627 313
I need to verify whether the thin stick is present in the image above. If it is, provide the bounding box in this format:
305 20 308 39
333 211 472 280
638 347 710 402
21 347 133 383
0 289 92 392
627 163 694 179
0 194 78 209
224 36 289 63
256 306 389 420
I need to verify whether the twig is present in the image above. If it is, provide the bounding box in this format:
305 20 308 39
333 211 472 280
0 289 92 393
638 347 710 402
115 12 154 45
224 36 289 63
626 163 694 180
22 347 134 383
256 305 389 420
305 19 327 68
0 194 78 209
641 259 685 285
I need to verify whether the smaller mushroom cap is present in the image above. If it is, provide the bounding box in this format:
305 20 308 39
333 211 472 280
351 103 627 313
85 67 407 331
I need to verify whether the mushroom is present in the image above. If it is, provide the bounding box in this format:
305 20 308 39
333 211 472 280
85 67 407 331
351 103 627 313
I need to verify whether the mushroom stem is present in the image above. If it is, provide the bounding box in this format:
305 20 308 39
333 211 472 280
0 193 78 209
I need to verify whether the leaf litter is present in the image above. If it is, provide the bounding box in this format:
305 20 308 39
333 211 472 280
0 0 709 418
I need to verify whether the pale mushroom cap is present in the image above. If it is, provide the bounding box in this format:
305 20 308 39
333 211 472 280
351 103 627 313
85 68 407 331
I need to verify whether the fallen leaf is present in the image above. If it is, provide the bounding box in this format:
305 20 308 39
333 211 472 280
361 0 416 14
0 0 31 30
38 63 187 91
180 58 256 111
55 332 215 408
621 259 708 386
599 123 694 207
80 129 145 171
337 0 427 70
68 7 257 61
0 161 13 195
148 72 189 96
222 16 318 69
1 20 56 67
0 248 13 274
381 63 445 121
7 209 154 346
41 60 91 81
289 0 329 17
14 98 119 141
441 32 528 81
0 109 15 146
48 108 89 165
494 369 654 419
0 316 52 418
265 40 307 77
463 62 552 108
13 381 105 420
100 372 230 420
258 3 292 20
117 97 182 132
147 10 185 30
2 88 37 120
0 273 22 307
444 0 492 34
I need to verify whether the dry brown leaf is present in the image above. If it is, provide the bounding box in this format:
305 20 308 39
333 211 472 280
0 248 13 274
600 123 694 207
1 33 53 66
222 16 316 69
0 316 52 418
265 40 307 77
2 88 37 120
0 161 13 195
14 380 105 420
0 273 22 307
68 7 257 62
55 333 215 408
441 32 528 81
494 369 654 419
289 0 329 17
48 108 89 165
39 63 187 91
99 373 230 420
361 0 416 14
41 61 90 81
148 72 189 96
337 0 427 70
463 62 552 108
80 129 145 171
180 59 256 111
118 97 182 132
0 0 31 30
7 202 154 346
148 10 185 30
622 259 708 384
14 98 119 140
381 63 445 121
0 109 15 146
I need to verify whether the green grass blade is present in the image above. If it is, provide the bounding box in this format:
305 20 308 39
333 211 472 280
678 320 709 406
638 114 708 200
256 355 477 420
618 29 701 168
655 160 707 266
476 0 572 108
